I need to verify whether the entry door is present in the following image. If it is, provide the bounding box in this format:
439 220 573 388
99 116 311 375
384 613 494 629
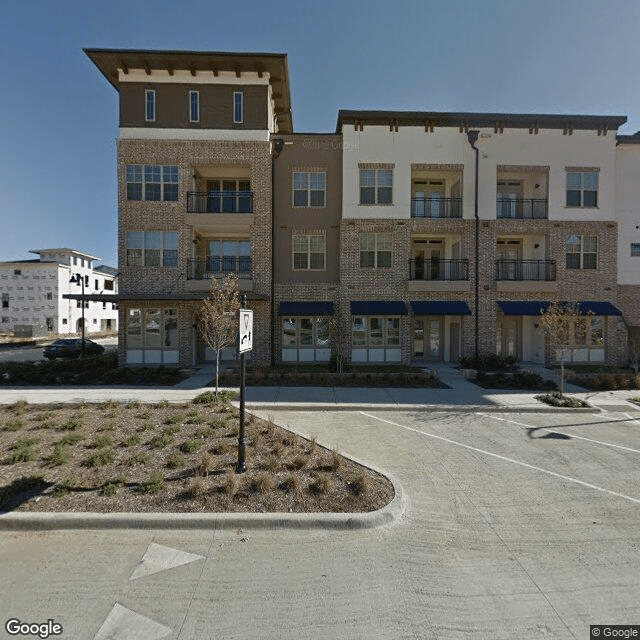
497 317 521 358
497 240 522 280
414 318 443 360
497 181 523 218
450 322 460 361
427 246 442 280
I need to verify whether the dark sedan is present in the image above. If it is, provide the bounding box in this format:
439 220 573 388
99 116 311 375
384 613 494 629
43 338 105 360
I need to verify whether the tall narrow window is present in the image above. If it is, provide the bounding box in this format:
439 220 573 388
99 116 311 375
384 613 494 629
189 90 199 123
233 91 243 123
145 90 156 122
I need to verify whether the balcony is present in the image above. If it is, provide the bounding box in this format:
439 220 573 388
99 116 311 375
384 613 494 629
495 260 557 292
408 258 470 293
496 199 548 219
411 198 462 219
185 257 253 292
187 191 253 214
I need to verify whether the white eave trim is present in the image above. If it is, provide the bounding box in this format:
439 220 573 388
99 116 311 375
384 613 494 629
118 69 270 85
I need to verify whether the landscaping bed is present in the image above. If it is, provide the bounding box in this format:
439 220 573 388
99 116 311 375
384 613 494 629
472 371 557 391
0 353 186 386
535 392 590 408
0 393 394 515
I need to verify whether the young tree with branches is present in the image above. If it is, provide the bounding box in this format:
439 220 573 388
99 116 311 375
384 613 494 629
197 274 241 394
538 301 582 396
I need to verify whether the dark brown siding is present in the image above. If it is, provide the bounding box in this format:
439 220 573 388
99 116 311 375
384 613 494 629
119 83 268 130
273 135 343 284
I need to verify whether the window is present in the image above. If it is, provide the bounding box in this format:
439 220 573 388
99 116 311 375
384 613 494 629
207 240 251 274
352 316 400 347
566 171 598 207
13 269 21 276
205 179 251 213
1 317 9 323
293 172 326 207
127 308 178 364
1 294 8 308
292 234 326 270
126 231 179 267
189 90 199 123
233 91 243 123
359 233 392 268
46 293 53 301
145 90 155 122
95 279 99 290
282 317 329 349
126 164 178 201
631 243 640 257
566 235 597 269
360 169 392 205
104 280 114 291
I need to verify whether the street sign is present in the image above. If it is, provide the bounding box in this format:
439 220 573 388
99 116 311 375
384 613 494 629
238 308 253 353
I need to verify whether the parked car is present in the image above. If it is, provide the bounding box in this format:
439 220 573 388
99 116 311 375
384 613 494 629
43 338 105 360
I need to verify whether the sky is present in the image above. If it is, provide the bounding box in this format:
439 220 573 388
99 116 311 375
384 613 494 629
1 0 640 268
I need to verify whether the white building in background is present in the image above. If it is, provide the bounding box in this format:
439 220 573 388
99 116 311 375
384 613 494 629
0 248 118 337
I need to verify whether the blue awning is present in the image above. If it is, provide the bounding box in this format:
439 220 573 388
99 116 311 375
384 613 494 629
410 301 472 316
497 301 622 316
350 301 407 315
279 301 334 316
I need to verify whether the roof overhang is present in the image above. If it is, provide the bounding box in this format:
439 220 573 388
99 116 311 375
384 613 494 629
63 293 268 303
337 110 627 134
84 48 293 133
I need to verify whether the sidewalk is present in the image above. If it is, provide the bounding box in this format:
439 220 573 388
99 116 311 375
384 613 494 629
0 361 638 412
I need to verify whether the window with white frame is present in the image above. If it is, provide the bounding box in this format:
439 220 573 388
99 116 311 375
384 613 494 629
352 316 401 347
292 233 326 270
126 231 179 267
126 308 179 364
282 317 329 349
631 243 640 257
566 235 597 269
126 165 178 201
145 90 155 122
566 170 598 207
233 91 243 123
360 168 393 205
189 90 199 123
293 171 326 207
359 233 392 268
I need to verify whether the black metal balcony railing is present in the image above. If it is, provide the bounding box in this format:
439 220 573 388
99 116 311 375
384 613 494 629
410 197 463 219
496 198 548 219
495 260 556 281
409 258 469 281
187 257 252 280
187 191 253 214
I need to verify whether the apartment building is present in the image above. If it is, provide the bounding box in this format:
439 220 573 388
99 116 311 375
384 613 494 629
0 249 118 337
86 48 640 368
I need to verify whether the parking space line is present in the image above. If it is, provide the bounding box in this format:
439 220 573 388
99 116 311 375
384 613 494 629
360 411 640 506
478 413 640 455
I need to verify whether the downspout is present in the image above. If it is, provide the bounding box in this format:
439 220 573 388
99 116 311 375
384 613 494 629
467 130 480 358
270 138 284 366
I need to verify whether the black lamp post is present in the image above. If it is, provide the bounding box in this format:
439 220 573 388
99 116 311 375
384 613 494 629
70 274 86 357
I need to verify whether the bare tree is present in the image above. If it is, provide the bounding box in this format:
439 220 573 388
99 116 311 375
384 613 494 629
326 309 345 373
196 274 241 394
538 301 582 396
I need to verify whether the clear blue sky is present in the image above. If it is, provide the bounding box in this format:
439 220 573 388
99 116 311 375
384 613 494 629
2 0 639 268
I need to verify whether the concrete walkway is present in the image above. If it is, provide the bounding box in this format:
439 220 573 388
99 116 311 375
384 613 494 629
0 361 639 412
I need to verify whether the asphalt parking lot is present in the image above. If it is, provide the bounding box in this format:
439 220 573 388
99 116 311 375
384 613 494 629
2 407 640 639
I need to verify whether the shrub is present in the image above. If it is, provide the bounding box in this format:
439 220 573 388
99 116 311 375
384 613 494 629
535 392 589 408
138 422 155 432
190 474 205 496
92 435 113 449
167 454 186 469
279 474 302 495
53 476 76 498
348 471 370 496
124 433 142 447
308 474 330 494
224 470 240 496
166 413 186 425
128 452 150 466
157 400 170 409
86 449 117 467
139 474 164 494
287 452 310 470
249 472 274 493
58 433 83 446
180 440 201 454
264 454 281 472
192 391 217 405
149 434 172 449
198 451 213 476
59 413 84 431
329 448 342 471
138 410 152 420
163 425 181 436
48 444 71 466
3 418 25 432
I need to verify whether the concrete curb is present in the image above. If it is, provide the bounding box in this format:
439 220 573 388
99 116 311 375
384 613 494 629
245 402 599 413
